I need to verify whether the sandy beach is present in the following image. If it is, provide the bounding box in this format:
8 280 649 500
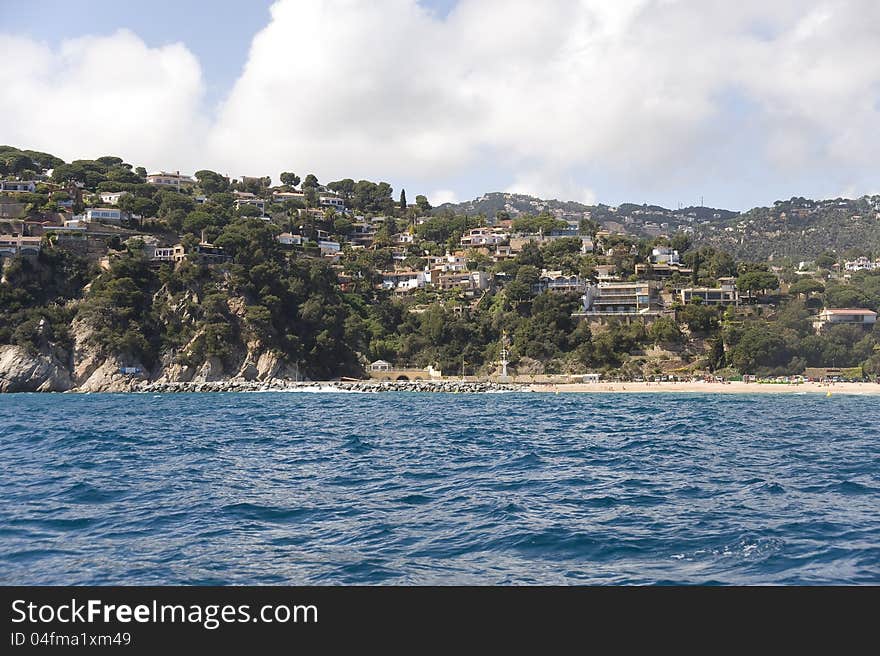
529 381 880 395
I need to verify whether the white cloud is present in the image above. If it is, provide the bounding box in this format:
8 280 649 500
506 170 597 206
428 189 459 206
2 1 880 207
0 30 206 170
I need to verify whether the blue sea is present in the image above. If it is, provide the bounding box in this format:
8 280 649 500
1 392 879 585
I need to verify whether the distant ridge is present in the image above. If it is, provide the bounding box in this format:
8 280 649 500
433 191 880 260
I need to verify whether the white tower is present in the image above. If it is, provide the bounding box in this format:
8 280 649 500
499 331 510 381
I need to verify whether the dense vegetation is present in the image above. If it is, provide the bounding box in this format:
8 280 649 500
2 145 880 380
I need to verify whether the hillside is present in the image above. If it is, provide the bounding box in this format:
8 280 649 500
694 196 880 261
435 191 880 260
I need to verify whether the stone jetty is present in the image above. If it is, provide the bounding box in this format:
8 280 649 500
134 379 525 394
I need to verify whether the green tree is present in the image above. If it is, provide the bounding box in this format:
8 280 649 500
737 270 779 297
679 303 718 333
788 278 825 298
280 172 301 188
194 170 230 195
649 317 683 344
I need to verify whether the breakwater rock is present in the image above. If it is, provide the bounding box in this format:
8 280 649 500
134 379 525 394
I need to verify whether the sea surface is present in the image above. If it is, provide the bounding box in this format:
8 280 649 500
1 392 879 585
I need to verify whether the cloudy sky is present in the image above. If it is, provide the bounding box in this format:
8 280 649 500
2 0 879 210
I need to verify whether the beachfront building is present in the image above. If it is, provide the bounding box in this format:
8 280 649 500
680 277 739 306
813 308 877 333
369 360 392 372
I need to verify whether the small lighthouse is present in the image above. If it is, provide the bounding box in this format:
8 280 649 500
498 331 510 382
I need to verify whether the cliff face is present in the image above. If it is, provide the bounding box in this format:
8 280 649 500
0 345 73 392
0 315 310 393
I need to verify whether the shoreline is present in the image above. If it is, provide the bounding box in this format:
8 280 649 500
528 380 880 395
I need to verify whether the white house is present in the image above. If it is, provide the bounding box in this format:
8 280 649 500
99 191 126 205
319 195 345 210
82 207 125 224
272 191 305 202
146 171 195 188
150 244 186 262
381 270 427 291
460 227 508 246
651 246 680 265
814 308 877 333
277 232 304 246
369 360 392 372
844 257 880 272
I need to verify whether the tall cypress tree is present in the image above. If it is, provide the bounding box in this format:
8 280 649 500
400 189 407 209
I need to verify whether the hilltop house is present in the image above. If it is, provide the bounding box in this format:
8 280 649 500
272 190 305 205
319 195 345 211
146 171 195 188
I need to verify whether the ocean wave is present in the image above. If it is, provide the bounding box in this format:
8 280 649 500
1 392 879 584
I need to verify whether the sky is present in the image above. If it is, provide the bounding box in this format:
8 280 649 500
2 0 879 211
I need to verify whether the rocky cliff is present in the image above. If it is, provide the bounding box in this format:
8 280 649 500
0 315 313 393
